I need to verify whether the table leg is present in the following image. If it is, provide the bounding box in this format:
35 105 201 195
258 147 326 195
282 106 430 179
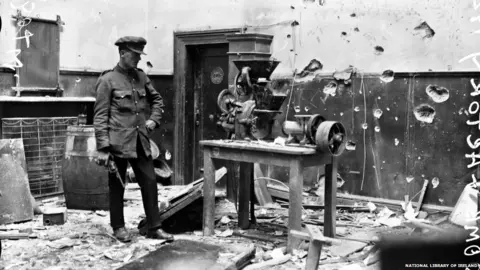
324 156 338 237
202 148 215 236
238 162 253 229
287 158 304 253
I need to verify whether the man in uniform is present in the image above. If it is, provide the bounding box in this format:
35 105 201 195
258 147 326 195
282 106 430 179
93 36 173 242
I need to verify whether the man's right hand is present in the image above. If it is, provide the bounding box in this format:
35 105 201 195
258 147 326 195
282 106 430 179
96 150 110 167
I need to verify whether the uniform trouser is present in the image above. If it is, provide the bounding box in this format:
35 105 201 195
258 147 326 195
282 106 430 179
108 136 162 231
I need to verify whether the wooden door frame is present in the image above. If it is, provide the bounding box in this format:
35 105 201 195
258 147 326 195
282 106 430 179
173 28 241 185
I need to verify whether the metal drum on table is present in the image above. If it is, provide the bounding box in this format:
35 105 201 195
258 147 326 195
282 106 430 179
62 125 109 210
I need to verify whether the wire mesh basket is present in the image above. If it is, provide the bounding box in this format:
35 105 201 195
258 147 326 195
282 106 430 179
1 117 78 198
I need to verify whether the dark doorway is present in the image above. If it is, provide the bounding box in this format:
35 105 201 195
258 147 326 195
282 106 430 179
173 28 241 185
188 44 229 181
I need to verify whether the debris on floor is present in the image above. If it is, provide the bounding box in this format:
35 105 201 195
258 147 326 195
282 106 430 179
0 174 466 270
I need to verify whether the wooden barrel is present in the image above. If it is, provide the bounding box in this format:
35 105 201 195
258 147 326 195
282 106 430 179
62 125 109 210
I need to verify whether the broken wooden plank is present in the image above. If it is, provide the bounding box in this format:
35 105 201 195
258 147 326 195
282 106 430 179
0 233 37 240
303 219 364 228
416 180 429 214
290 229 376 246
253 166 273 207
403 220 447 233
266 184 321 205
432 215 449 225
337 193 453 213
158 186 203 223
328 231 374 257
170 167 227 202
243 254 292 270
278 202 369 212
232 231 286 243
224 244 256 270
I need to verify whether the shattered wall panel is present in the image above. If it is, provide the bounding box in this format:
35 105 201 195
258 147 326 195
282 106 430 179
267 73 479 207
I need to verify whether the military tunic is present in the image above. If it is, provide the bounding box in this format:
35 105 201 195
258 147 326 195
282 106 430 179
93 64 164 158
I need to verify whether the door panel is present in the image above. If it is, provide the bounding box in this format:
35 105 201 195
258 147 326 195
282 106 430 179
193 44 229 181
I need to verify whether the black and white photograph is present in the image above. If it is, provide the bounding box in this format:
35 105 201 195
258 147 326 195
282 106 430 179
0 0 480 269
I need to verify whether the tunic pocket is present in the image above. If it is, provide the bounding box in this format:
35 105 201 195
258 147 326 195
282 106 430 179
137 88 147 111
112 90 133 111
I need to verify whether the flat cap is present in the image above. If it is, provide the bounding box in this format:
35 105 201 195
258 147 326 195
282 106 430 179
114 36 147 55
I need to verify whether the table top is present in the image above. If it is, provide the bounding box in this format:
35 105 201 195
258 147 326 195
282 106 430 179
199 139 318 155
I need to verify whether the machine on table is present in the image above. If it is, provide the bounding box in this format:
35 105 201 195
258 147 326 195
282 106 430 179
201 47 347 253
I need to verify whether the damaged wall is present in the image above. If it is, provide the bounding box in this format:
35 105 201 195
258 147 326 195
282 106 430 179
3 0 479 74
265 73 480 207
0 0 245 74
1 0 479 206
243 0 480 75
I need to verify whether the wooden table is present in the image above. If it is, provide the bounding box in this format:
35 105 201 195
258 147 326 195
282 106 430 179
200 139 338 252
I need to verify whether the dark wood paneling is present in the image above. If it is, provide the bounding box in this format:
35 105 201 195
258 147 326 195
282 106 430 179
267 72 480 207
0 70 176 173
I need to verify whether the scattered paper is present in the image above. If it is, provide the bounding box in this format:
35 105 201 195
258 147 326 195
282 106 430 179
377 206 394 218
103 246 134 262
218 229 234 237
271 247 285 259
47 237 78 249
367 202 377 212
220 216 231 224
403 201 419 220
274 137 287 146
377 216 403 227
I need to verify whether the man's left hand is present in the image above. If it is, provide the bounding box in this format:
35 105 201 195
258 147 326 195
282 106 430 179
146 120 156 132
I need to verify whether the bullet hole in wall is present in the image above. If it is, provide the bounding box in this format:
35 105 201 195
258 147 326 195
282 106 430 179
413 104 436 124
146 61 153 68
287 34 291 38
290 5 295 9
354 27 360 32
374 109 383 119
323 81 338 96
431 177 440 188
350 13 356 17
346 141 356 151
297 59 323 77
414 21 435 39
341 31 347 36
380 70 394 83
426 84 449 103
291 20 300 27
374 46 384 55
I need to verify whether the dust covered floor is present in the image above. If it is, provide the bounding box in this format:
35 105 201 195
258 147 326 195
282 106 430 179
0 184 452 270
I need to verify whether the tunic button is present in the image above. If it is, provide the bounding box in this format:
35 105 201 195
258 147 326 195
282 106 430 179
135 101 138 104
136 126 139 129
133 89 136 91
136 112 139 115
